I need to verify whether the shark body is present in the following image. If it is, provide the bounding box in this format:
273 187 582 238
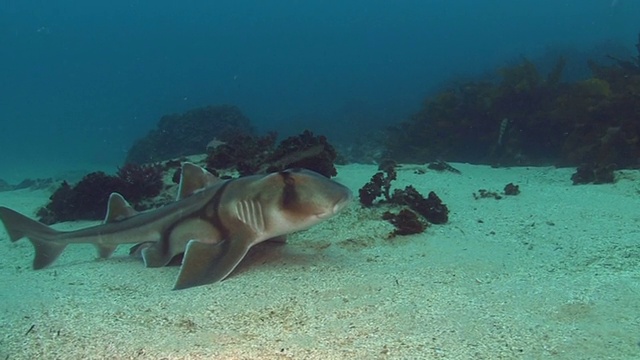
0 163 352 289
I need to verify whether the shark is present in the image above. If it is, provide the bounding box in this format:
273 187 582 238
0 163 352 290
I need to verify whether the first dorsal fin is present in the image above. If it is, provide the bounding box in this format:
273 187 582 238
177 162 220 200
104 193 138 223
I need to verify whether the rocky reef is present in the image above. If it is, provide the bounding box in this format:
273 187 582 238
386 34 640 171
126 105 254 164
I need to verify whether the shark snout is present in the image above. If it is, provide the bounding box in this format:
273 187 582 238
334 190 353 212
317 187 353 219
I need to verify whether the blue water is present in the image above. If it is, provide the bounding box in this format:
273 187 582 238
1 0 638 181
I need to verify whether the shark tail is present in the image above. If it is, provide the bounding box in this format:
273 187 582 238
0 206 67 269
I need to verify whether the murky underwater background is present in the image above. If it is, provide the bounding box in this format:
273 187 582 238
1 0 639 181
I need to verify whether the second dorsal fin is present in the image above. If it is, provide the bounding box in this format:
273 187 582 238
104 193 138 223
177 162 220 200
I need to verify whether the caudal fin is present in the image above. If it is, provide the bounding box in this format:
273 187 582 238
0 206 67 269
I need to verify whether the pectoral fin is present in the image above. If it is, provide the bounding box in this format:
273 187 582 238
173 238 251 290
141 244 175 268
128 241 152 258
128 241 172 267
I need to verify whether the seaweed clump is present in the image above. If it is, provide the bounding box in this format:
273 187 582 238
473 183 522 200
358 162 396 207
207 130 339 177
386 33 640 171
503 183 521 195
390 187 449 225
126 105 254 164
570 163 615 184
358 162 449 236
37 163 164 224
382 209 426 237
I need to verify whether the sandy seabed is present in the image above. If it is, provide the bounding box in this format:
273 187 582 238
1 163 639 360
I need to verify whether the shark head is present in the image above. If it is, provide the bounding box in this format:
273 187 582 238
247 168 353 239
173 167 353 289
